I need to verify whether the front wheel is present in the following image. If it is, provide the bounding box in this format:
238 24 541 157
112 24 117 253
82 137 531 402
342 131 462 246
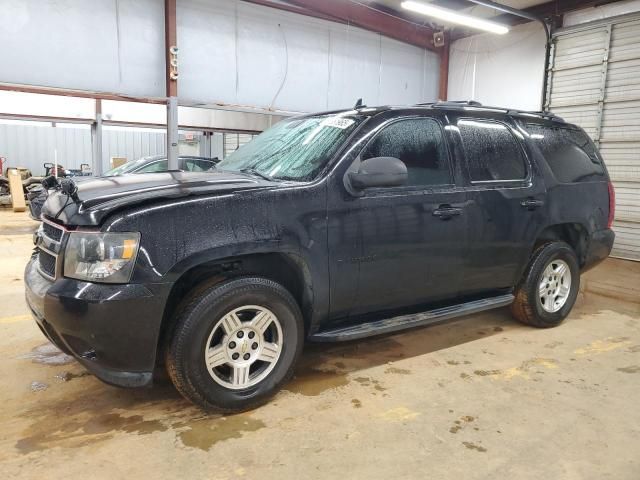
511 241 580 328
166 277 304 412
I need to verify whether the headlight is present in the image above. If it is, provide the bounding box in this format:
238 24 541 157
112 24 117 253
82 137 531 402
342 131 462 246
64 232 140 283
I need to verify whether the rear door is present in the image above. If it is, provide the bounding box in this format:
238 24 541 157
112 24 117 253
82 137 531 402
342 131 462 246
451 114 547 295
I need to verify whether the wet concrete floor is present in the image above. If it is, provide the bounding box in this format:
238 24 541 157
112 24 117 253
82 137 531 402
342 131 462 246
1 210 639 479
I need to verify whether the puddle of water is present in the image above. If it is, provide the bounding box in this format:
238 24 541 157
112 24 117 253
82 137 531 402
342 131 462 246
385 367 411 375
55 371 91 382
353 376 387 392
285 367 350 397
16 411 169 454
177 415 265 451
30 381 48 392
83 413 168 436
20 343 74 366
462 441 487 453
617 365 640 374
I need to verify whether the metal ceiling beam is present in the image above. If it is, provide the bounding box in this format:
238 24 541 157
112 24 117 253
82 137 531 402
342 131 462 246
280 0 439 51
241 0 345 23
491 0 624 26
465 0 550 38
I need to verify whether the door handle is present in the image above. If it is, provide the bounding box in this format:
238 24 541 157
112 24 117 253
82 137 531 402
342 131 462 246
520 198 544 210
433 205 463 220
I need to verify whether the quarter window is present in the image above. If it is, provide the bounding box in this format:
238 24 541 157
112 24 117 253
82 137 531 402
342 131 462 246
526 124 604 183
360 118 451 187
458 119 527 182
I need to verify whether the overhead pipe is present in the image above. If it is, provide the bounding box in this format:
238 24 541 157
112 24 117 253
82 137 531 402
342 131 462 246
463 0 552 111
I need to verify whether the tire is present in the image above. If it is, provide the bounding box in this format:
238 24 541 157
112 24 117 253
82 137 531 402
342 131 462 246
166 277 304 412
511 241 580 328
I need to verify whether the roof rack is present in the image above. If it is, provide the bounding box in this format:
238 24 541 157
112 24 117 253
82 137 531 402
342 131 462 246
413 101 566 123
416 100 483 108
506 109 565 122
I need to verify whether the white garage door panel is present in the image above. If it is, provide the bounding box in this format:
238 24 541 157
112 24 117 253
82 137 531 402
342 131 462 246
612 222 640 259
605 59 640 102
549 64 602 107
551 105 600 139
601 100 640 141
615 184 640 221
600 142 640 179
552 28 608 70
549 15 640 260
609 19 640 62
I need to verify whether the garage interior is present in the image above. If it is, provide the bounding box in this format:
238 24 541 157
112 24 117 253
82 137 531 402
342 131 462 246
1 0 640 478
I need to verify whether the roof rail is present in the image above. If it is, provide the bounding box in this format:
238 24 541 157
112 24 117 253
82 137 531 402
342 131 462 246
413 101 566 123
507 109 565 122
417 100 483 108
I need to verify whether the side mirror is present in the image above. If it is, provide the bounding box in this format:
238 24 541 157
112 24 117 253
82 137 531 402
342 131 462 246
348 157 408 190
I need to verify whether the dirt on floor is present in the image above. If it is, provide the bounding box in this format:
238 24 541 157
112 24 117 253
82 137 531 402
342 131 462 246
1 209 639 480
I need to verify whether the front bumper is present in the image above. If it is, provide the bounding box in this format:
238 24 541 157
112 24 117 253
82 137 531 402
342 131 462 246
582 228 615 272
24 256 171 387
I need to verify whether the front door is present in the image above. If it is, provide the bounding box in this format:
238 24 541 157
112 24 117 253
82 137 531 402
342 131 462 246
328 115 468 319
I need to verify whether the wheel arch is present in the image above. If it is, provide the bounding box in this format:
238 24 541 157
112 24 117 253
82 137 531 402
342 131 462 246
532 222 589 267
156 251 314 365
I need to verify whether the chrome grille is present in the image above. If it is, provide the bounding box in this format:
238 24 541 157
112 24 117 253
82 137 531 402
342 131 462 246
37 220 66 280
38 250 57 279
42 221 63 242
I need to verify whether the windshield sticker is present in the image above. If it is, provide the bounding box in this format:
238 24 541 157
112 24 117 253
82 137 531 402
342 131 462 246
321 117 355 129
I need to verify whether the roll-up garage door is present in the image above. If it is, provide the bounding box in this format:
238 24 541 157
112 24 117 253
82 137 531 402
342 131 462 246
223 133 256 158
546 15 640 260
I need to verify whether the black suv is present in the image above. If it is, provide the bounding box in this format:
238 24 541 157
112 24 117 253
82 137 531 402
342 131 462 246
24 102 615 412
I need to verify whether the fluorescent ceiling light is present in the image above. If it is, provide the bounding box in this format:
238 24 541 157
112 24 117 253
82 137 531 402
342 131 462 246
401 1 510 35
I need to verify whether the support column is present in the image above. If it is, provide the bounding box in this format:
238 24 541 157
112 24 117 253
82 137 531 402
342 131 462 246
165 0 179 170
438 33 450 102
201 131 212 158
91 99 104 176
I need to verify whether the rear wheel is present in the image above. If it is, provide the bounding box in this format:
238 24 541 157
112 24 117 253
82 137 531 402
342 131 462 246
166 277 303 412
511 242 580 328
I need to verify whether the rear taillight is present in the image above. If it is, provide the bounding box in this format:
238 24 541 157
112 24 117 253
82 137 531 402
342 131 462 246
607 181 615 229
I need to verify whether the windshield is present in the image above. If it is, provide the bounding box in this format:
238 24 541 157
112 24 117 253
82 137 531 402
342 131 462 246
103 157 157 176
216 114 363 181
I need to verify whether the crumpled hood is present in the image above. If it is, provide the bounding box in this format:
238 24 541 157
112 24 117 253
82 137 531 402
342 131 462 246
42 171 277 226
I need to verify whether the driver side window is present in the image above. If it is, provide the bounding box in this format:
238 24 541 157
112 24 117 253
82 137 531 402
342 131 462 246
361 118 451 187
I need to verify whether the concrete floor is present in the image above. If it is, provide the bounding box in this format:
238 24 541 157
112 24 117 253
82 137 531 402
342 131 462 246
1 209 639 480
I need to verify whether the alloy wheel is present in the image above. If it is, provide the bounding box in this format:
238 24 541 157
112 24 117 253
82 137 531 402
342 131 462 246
539 259 572 313
204 305 283 390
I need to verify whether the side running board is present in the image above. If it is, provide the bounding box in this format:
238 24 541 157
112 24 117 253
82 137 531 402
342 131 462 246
309 294 514 342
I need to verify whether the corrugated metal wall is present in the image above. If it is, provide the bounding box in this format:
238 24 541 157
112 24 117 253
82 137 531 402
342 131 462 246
547 14 640 260
0 122 92 176
102 127 167 168
0 122 251 175
223 133 257 158
0 122 167 176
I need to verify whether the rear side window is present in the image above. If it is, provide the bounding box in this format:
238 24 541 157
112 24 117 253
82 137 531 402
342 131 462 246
526 124 604 183
458 119 528 182
360 117 451 187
